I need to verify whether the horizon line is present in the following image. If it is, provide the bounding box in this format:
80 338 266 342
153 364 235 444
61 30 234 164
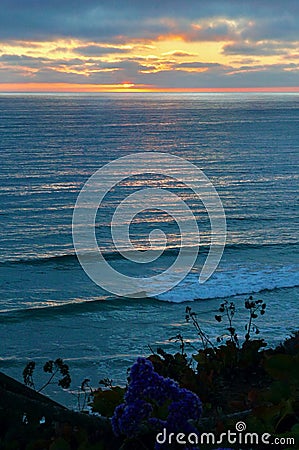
0 83 299 94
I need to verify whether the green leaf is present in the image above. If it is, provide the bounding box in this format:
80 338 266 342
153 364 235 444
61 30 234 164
92 386 125 417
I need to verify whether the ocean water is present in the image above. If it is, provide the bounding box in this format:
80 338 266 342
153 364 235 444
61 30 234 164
0 93 298 405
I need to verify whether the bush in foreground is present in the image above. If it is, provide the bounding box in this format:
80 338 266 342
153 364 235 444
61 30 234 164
1 296 298 449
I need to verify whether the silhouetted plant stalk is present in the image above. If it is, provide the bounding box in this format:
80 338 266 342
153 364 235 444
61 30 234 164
185 306 216 352
79 378 93 412
215 300 239 347
22 361 36 390
23 358 71 393
168 333 187 356
99 377 114 389
185 296 267 350
244 296 266 341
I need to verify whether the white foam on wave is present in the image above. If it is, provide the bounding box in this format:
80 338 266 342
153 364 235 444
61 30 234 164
156 264 299 303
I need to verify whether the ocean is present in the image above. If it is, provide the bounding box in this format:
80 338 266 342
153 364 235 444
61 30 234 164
0 93 298 406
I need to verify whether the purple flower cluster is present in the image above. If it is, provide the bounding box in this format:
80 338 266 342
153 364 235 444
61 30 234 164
111 357 202 447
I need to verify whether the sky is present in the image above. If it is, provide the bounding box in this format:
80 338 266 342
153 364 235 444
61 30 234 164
0 0 298 92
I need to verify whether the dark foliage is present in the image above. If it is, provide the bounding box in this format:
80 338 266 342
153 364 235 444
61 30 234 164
1 297 298 449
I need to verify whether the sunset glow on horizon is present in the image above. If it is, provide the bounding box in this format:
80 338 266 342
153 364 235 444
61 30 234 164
0 1 298 92
1 83 299 94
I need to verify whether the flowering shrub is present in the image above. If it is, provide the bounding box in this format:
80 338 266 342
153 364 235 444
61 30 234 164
111 357 202 448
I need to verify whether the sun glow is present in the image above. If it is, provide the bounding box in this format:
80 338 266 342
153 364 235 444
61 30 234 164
0 31 298 92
